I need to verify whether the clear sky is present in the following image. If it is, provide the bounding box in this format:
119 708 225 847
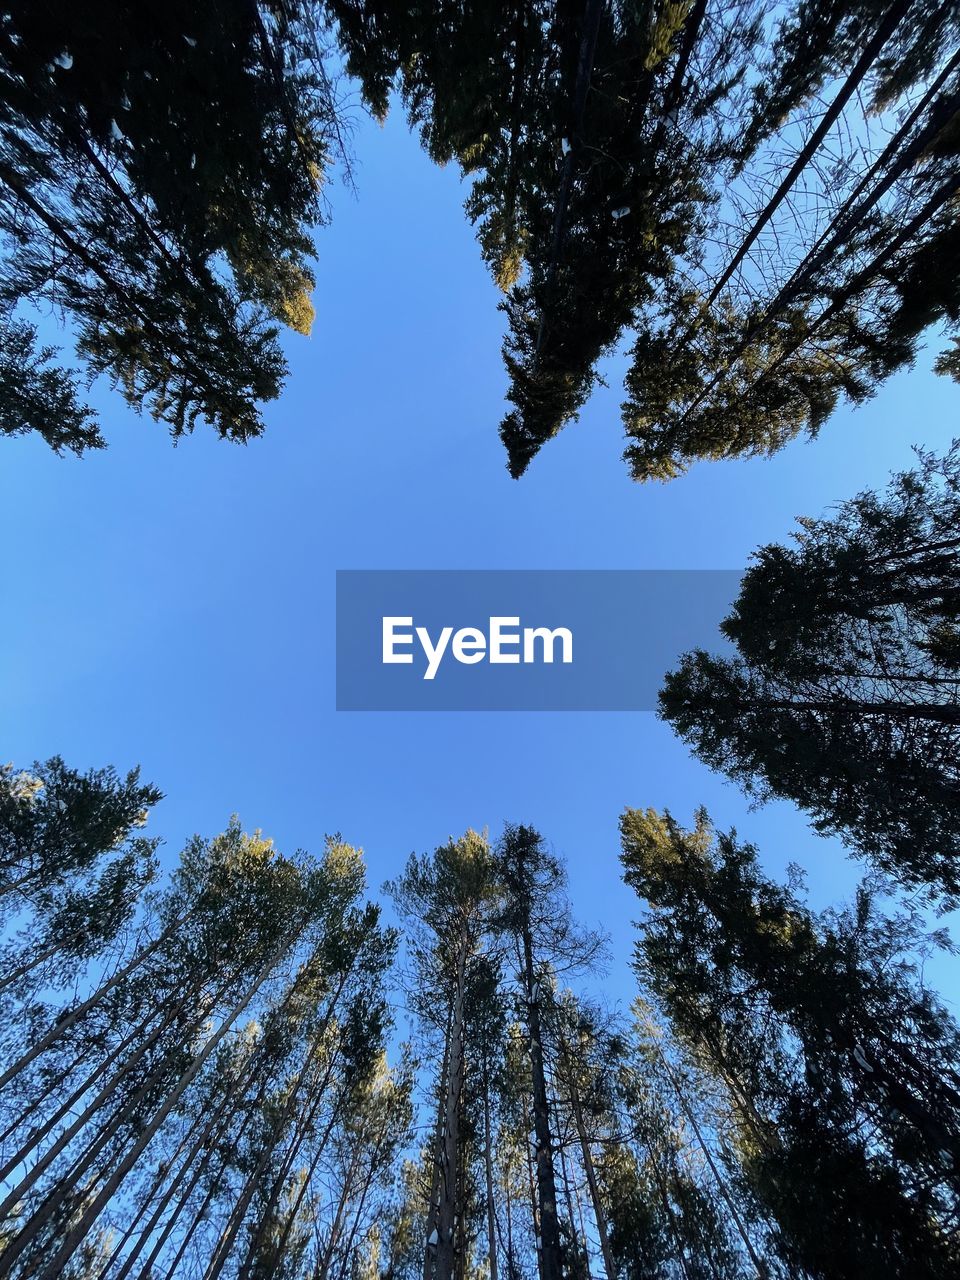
2 103 957 1026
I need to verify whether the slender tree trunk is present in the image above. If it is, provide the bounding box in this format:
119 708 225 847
143 1099 265 1280
108 1005 289 1280
256 1070 353 1280
707 172 960 426
647 1143 692 1280
23 954 284 1280
698 1021 776 1159
652 1041 766 1277
311 1136 366 1280
771 59 960 317
331 1106 399 1280
436 933 468 1280
505 1172 515 1280
661 0 707 117
0 978 205 1207
0 913 184 1092
568 1078 617 1280
233 954 367 1279
424 1000 454 1280
483 1057 499 1280
0 935 70 994
110 1091 254 1280
525 1139 539 1254
681 50 960 415
557 1137 580 1265
204 1038 344 1280
0 1035 93 1145
735 692 960 725
522 933 562 1280
0 163 212 392
700 0 912 312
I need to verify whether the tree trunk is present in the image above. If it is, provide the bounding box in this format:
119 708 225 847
424 1000 454 1280
108 969 316 1280
0 977 205 1208
522 931 562 1280
701 0 912 312
483 1058 499 1280
718 172 960 418
739 693 960 726
436 933 468 1280
652 1040 766 1278
233 954 368 1280
331 1105 399 1280
24 954 283 1280
113 1064 266 1280
0 912 184 1092
682 50 960 415
204 1038 344 1280
568 1079 617 1280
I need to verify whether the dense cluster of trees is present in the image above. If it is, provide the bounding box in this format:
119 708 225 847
0 1 345 452
620 806 960 1278
2 758 958 1278
660 439 960 902
3 3 957 472
328 0 960 478
0 757 408 1280
4 4 960 1278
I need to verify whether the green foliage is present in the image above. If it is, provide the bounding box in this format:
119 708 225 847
0 2 341 449
621 805 960 1278
0 754 160 901
330 1 960 480
660 442 960 899
4 766 960 1280
0 321 104 454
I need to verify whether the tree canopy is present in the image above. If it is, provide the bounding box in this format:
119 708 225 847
5 2 957 470
660 441 960 901
4 753 959 1278
0 1 342 452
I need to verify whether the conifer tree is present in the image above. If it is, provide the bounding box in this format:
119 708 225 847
620 805 960 1279
0 756 160 1000
387 831 501 1280
0 321 104 453
660 442 960 900
6 775 960 1280
326 1 960 480
0 2 343 451
492 824 603 1280
0 786 404 1280
622 4 960 480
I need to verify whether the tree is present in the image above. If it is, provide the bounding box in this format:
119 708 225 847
659 442 960 900
496 0 764 478
622 4 960 480
0 321 103 453
329 1 960 480
6 780 960 1280
0 2 344 451
0 816 352 1279
492 823 604 1280
387 831 501 1280
620 805 960 1278
0 756 160 1004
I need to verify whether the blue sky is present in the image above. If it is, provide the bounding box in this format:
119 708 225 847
2 104 958 1025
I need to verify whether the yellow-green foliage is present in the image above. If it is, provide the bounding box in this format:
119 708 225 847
645 2 693 70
